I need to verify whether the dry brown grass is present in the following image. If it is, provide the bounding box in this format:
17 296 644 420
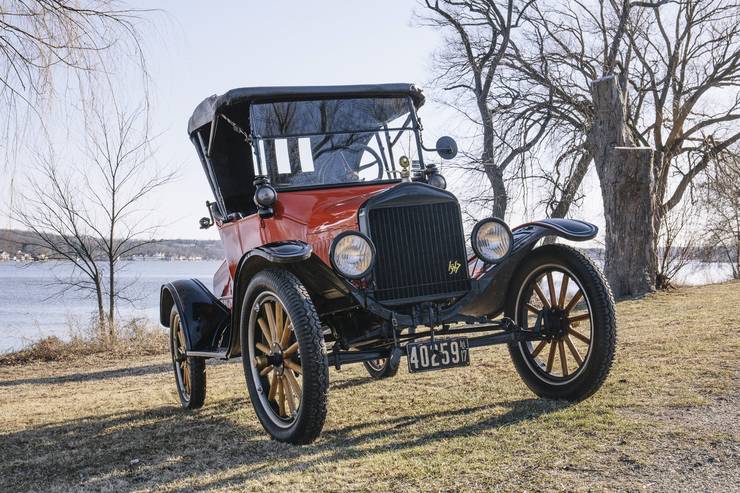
1 281 738 492
0 322 168 366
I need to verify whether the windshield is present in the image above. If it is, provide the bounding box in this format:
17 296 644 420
249 97 423 188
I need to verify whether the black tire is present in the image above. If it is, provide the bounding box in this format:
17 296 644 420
170 306 206 409
506 244 616 401
240 269 329 444
363 357 400 379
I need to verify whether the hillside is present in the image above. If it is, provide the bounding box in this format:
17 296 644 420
0 229 223 260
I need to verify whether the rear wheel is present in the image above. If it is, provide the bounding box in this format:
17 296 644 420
170 306 206 409
363 357 400 379
506 244 616 401
241 269 329 444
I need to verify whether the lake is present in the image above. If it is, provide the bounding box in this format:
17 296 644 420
0 259 734 353
0 260 222 353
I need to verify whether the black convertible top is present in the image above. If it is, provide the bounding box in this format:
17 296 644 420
187 83 424 136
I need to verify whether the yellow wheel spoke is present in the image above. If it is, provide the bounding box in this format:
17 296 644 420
268 373 278 401
564 290 583 313
533 281 550 308
526 303 540 315
530 340 547 358
280 322 293 348
255 342 271 355
568 327 590 344
283 376 296 415
284 369 301 401
264 302 278 343
283 341 299 357
558 275 570 308
259 365 273 376
569 313 591 323
275 303 284 342
257 317 273 346
564 335 583 366
546 272 557 307
277 378 286 417
284 359 302 375
546 342 557 373
558 340 568 376
176 324 186 350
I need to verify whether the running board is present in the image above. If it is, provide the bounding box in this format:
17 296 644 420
186 350 228 360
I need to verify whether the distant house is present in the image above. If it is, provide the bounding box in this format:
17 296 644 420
0 251 10 261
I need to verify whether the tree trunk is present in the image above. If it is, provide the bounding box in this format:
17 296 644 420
108 258 115 340
479 97 508 219
485 164 507 218
588 76 657 297
94 277 106 340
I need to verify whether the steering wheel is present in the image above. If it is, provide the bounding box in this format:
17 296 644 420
356 145 385 181
318 145 386 183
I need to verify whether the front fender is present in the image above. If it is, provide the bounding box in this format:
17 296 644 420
160 279 230 352
458 219 597 317
228 241 351 357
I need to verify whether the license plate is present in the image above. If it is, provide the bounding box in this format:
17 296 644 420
406 337 470 373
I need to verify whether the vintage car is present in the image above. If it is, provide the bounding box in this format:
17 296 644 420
161 83 617 444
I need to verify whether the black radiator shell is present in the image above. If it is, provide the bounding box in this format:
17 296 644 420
358 182 470 305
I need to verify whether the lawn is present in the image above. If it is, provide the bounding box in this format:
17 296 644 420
1 282 738 492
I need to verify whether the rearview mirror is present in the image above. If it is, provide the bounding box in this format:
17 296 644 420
436 136 458 160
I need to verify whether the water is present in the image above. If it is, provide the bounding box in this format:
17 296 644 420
0 259 734 353
0 260 222 353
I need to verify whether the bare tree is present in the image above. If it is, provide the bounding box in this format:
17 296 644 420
656 199 698 289
700 148 740 279
0 1 147 128
13 103 173 339
418 0 544 219
442 0 739 295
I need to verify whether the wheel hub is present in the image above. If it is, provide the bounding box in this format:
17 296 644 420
269 342 285 375
542 307 568 340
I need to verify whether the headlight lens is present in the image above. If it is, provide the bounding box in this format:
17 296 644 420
472 218 512 263
428 173 447 189
330 232 375 279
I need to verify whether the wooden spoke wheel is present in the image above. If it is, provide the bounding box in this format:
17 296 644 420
250 293 303 423
519 267 593 382
241 269 328 444
363 356 400 380
169 306 206 409
506 245 617 401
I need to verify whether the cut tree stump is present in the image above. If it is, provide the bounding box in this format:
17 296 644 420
588 75 657 297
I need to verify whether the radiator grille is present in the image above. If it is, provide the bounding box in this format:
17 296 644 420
367 201 470 303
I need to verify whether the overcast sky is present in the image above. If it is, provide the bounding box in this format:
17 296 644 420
2 0 604 240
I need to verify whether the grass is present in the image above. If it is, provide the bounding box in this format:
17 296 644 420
0 321 168 366
1 281 738 492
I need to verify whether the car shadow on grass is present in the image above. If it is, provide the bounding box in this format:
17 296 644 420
0 390 569 491
0 363 171 387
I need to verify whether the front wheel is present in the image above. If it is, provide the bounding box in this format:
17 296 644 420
240 269 329 444
506 244 616 401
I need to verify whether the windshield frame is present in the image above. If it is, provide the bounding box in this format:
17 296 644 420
247 96 425 190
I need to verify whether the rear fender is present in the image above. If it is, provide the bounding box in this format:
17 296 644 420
459 219 597 317
228 241 350 357
160 279 230 352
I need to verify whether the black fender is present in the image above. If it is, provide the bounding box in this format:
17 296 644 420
160 279 230 352
228 241 350 357
458 219 598 317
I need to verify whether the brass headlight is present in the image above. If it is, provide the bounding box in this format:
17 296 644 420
471 218 513 263
330 231 375 279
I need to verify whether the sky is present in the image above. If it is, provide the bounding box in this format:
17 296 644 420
1 0 604 241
